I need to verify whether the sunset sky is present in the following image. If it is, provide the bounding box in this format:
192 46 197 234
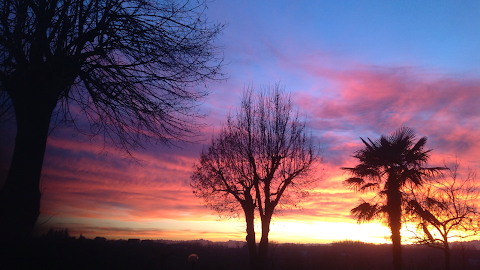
1 0 480 244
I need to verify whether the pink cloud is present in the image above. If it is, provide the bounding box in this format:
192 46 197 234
39 136 214 224
291 63 480 168
24 42 479 242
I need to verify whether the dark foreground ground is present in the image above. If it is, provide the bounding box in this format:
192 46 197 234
2 235 480 270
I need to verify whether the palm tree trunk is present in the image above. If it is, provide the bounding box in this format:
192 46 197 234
0 92 56 240
388 188 403 270
390 220 402 270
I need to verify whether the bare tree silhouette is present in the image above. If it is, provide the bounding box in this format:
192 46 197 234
342 127 445 270
0 0 224 240
191 84 319 269
405 160 480 270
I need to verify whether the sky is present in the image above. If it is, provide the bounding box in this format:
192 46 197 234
1 0 480 244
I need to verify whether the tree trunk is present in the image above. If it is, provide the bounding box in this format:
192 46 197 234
388 188 403 270
390 221 402 270
444 240 451 270
0 93 56 240
257 212 272 270
461 242 467 270
244 204 257 269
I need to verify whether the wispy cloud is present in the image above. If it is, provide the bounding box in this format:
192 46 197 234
34 57 480 242
0 1 471 243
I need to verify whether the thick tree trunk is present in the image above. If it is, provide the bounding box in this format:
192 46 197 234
390 220 402 270
244 205 257 269
257 212 272 270
388 188 403 270
0 93 56 240
444 241 451 270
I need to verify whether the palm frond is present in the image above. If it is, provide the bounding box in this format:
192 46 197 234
423 167 448 177
425 197 449 211
341 167 356 173
359 182 380 192
343 177 381 192
408 199 441 226
421 223 435 242
378 190 388 199
343 177 365 188
351 201 381 224
402 169 424 186
379 136 391 149
352 164 381 178
391 127 416 143
410 136 427 153
360 137 375 152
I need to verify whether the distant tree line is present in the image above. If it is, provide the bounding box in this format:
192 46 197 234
6 230 480 270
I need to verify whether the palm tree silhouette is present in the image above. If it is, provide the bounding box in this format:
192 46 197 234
342 127 445 270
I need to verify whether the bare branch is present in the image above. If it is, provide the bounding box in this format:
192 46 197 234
190 84 320 266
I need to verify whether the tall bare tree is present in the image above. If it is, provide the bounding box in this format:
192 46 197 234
343 127 445 270
191 85 319 269
0 0 224 240
405 160 480 270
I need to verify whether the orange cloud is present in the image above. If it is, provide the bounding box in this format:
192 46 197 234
29 57 480 243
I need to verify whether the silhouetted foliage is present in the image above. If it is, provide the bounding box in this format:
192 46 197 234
342 127 445 270
2 236 480 270
43 228 73 241
191 84 319 269
405 160 480 270
0 0 224 240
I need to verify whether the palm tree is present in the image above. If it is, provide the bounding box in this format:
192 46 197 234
342 127 445 270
